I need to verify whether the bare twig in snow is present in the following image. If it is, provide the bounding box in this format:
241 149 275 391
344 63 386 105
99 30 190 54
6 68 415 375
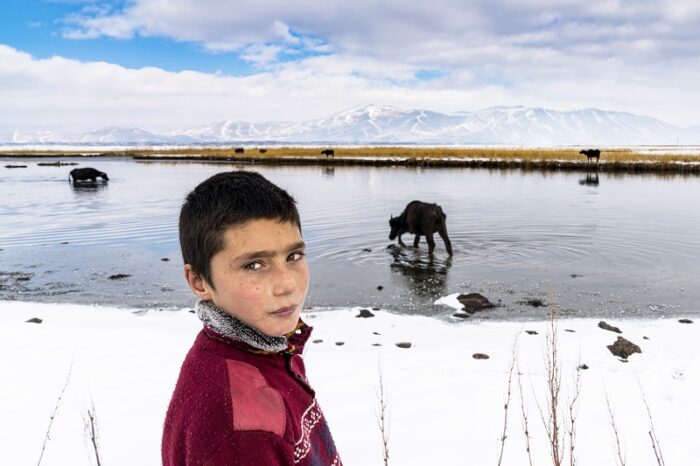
536 308 564 466
516 358 534 466
83 399 103 466
636 380 665 466
567 359 582 466
497 337 518 466
604 388 626 466
375 356 390 466
37 361 73 466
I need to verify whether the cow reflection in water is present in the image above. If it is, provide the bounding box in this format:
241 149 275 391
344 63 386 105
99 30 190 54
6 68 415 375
578 171 600 186
387 244 451 297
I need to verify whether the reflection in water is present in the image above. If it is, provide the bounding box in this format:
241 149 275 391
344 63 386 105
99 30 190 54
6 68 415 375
322 165 335 177
578 171 600 186
388 244 452 297
70 181 109 192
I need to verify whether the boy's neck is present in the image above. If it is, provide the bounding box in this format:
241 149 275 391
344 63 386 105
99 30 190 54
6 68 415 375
196 299 290 353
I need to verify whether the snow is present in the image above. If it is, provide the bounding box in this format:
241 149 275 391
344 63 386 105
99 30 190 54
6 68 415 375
1 300 698 466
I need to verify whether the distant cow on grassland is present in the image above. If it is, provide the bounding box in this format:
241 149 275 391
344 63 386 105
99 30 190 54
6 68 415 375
389 200 453 255
321 149 335 158
580 149 601 163
234 147 245 154
69 167 109 183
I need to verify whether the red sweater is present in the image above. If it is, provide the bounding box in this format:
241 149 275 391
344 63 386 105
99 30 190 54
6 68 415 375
162 323 342 466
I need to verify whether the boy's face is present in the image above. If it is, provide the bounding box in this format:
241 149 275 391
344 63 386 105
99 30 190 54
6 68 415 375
185 219 309 337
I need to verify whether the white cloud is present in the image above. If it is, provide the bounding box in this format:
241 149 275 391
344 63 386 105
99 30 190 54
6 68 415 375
1 42 699 135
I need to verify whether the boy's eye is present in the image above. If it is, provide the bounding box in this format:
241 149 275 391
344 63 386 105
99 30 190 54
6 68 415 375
244 262 263 271
288 251 305 261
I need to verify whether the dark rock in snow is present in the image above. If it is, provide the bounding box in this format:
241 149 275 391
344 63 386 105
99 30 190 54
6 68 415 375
457 293 495 313
26 317 43 324
578 364 589 370
607 336 641 359
518 298 547 307
356 309 375 318
377 285 384 291
161 257 170 262
472 353 490 360
525 330 538 335
565 329 576 333
679 319 693 324
396 342 412 349
335 341 345 346
453 312 470 319
108 274 131 280
313 339 323 344
598 321 622 334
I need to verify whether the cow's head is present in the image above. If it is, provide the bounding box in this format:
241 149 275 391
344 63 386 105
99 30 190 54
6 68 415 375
100 172 109 181
388 215 401 240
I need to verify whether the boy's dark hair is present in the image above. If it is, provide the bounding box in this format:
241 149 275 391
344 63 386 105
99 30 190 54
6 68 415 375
179 170 301 287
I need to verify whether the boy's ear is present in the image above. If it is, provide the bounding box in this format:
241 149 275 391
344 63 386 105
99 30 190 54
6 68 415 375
184 264 213 301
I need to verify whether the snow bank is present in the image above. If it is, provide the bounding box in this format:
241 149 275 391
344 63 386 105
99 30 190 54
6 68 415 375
1 300 697 465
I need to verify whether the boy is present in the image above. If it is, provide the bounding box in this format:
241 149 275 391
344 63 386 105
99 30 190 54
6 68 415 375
162 171 342 466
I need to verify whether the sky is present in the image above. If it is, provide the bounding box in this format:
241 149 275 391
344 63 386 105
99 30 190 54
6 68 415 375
1 0 700 133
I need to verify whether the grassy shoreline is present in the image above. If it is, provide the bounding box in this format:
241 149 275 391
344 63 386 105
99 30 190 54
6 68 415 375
3 146 700 173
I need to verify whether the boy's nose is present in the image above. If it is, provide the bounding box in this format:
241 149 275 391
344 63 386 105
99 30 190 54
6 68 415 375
272 267 296 296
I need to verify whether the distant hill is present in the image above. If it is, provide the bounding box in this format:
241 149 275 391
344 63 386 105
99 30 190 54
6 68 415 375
7 105 700 146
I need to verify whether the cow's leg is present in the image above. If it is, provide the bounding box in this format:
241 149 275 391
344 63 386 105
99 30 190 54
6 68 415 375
413 234 420 248
438 227 453 256
426 234 436 255
398 234 405 247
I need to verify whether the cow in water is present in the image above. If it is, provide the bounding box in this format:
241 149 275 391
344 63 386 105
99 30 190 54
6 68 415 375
69 167 109 183
389 200 453 255
321 149 335 158
579 149 601 163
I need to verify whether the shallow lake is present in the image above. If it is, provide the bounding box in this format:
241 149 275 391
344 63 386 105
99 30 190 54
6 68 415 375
1 157 699 319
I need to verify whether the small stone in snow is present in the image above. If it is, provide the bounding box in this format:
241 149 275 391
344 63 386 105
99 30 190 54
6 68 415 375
396 342 412 349
356 309 375 318
598 321 622 333
525 330 538 335
472 353 490 360
335 341 345 346
679 319 693 324
26 317 43 324
313 339 323 344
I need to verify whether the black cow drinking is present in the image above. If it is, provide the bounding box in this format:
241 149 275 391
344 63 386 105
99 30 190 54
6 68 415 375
321 149 335 158
69 167 109 183
389 200 453 255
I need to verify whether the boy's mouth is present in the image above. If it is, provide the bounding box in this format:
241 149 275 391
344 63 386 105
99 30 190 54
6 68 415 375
271 305 297 317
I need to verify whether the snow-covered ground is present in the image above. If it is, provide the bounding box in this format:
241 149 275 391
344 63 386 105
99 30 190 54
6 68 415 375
1 300 697 466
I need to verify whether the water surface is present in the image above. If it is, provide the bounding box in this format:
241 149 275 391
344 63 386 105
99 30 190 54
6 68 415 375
1 157 698 319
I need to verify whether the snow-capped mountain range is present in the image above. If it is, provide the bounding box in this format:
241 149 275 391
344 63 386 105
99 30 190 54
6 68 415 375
6 105 700 146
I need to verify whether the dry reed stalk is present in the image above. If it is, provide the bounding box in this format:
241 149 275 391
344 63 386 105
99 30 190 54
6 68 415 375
604 389 626 466
516 358 534 466
375 358 390 466
497 339 518 466
83 400 102 466
37 362 73 466
567 361 582 466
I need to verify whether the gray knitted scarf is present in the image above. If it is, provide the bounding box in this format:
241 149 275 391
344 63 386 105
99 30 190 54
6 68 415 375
195 299 289 353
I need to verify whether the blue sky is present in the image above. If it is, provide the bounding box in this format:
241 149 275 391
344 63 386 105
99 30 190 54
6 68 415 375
1 0 700 133
0 0 260 74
